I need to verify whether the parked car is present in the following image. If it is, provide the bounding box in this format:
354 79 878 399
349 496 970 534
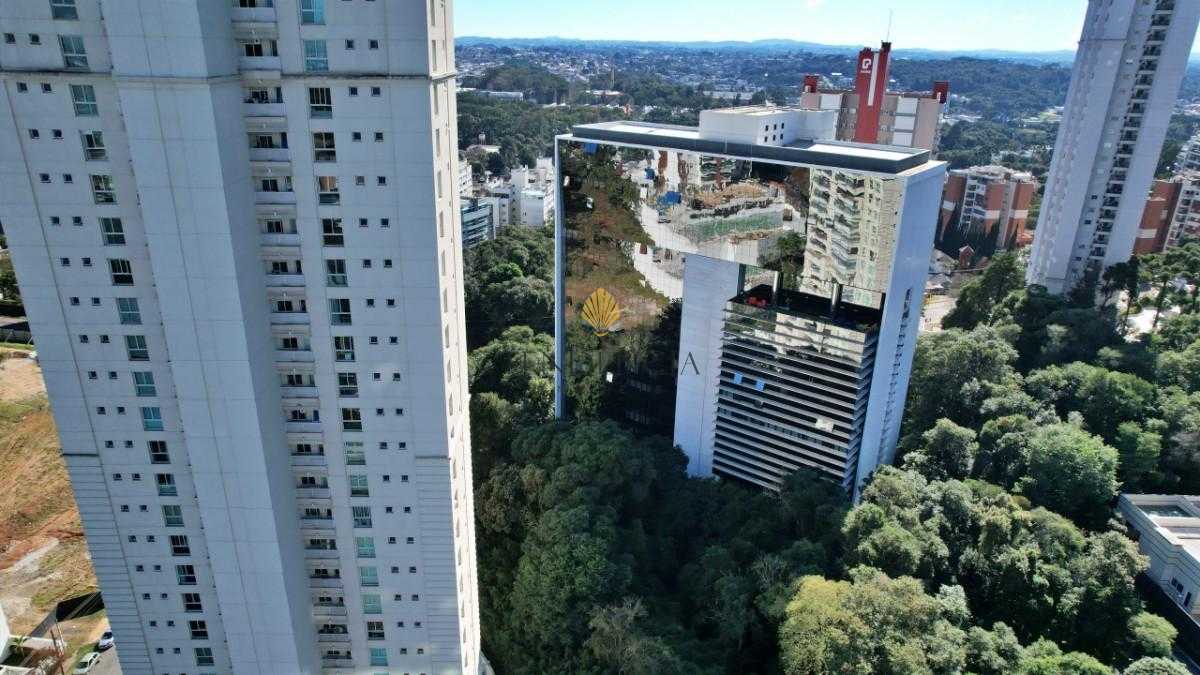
97 631 114 650
73 652 100 674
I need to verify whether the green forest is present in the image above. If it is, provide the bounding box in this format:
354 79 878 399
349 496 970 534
462 225 1200 673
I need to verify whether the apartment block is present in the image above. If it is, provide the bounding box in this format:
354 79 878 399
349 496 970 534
460 198 495 250
554 108 944 497
799 42 949 152
0 1 481 673
1135 171 1200 254
936 165 1038 258
1027 0 1200 293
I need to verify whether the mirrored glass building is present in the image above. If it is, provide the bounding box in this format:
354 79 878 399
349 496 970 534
554 108 945 496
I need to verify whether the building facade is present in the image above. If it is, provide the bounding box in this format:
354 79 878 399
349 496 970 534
1175 129 1200 173
1026 0 1200 294
554 109 945 497
1118 494 1200 618
1135 170 1200 254
460 198 495 250
0 1 481 674
936 165 1038 259
799 42 949 152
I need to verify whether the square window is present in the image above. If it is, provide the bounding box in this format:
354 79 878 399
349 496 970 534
380 218 389 227
345 39 355 50
28 129 40 139
374 132 384 142
369 39 379 50
349 86 358 96
29 34 41 45
371 87 381 96
377 176 387 186
355 176 366 186
52 129 62 139
41 83 53 93
16 82 27 92
3 34 13 44
352 132 362 142
368 336 379 345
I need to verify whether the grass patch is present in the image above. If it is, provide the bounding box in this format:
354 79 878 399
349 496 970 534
0 342 34 351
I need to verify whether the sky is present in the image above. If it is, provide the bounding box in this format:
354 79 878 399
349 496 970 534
455 0 1200 55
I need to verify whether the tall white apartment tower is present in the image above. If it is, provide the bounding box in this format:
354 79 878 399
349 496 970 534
1026 0 1200 294
0 1 481 674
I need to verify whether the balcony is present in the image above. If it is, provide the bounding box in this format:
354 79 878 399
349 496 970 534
231 5 276 22
266 273 305 288
240 55 281 71
308 575 343 588
275 349 315 363
291 452 328 467
313 604 348 617
285 419 321 432
270 311 309 326
255 189 296 206
244 103 286 119
295 486 331 499
300 517 335 531
317 632 351 643
304 548 339 561
249 147 290 163
262 232 300 248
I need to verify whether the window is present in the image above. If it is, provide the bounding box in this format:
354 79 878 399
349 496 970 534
321 218 343 245
80 130 106 160
189 620 208 639
355 175 365 186
59 35 88 69
3 34 13 44
308 87 332 118
345 442 365 465
241 39 277 57
317 176 339 204
353 506 372 528
117 297 141 324
349 475 369 497
370 86 381 97
329 298 352 325
125 335 149 361
352 132 362 142
374 132 384 142
303 40 328 72
149 440 169 463
366 621 385 640
101 217 124 244
133 371 156 397
359 564 378 585
338 372 358 397
356 537 376 558
369 647 387 666
325 259 347 286
41 83 52 93
91 174 115 203
170 535 190 556
342 408 362 431
182 593 202 612
162 504 183 527
69 84 97 116
108 258 133 284
333 336 355 362
376 176 387 186
369 39 379 50
300 0 325 24
313 132 336 162
194 647 214 667
348 86 358 96
345 39 355 50
156 473 177 496
176 564 196 585
141 406 164 431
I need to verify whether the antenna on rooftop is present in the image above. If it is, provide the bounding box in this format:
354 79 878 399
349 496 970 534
885 9 893 42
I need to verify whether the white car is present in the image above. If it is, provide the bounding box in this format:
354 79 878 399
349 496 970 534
97 631 114 650
73 652 100 674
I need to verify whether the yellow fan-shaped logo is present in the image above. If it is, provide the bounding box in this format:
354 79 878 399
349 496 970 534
581 287 622 336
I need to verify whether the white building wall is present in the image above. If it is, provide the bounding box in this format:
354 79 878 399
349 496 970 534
0 0 480 673
1027 0 1200 293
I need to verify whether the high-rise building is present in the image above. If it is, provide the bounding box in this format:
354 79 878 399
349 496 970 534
799 42 950 152
554 107 945 497
461 197 496 250
1174 129 1200 173
1026 0 1200 294
0 1 481 674
1135 171 1200 254
936 165 1038 258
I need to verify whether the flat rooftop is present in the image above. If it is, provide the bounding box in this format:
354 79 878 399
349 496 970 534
1122 494 1200 562
565 120 933 175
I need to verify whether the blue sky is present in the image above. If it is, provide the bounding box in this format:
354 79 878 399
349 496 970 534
456 0 1200 54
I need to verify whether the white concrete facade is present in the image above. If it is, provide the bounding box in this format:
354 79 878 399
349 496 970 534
1027 0 1200 293
1119 494 1200 615
0 1 480 674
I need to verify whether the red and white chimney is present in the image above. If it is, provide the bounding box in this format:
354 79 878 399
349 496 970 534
853 41 891 144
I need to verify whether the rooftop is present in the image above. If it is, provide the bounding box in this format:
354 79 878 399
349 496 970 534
1121 494 1200 562
565 119 934 175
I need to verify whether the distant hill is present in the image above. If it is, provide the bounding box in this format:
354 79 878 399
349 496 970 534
457 35 1079 64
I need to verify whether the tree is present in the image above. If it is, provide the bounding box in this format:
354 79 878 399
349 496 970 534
1124 657 1190 675
904 419 979 481
900 326 1019 451
468 325 554 403
0 255 19 305
1114 421 1165 491
486 151 508 177
1123 612 1177 664
779 568 968 675
584 598 686 675
942 252 1026 330
1017 423 1119 528
1017 640 1113 675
